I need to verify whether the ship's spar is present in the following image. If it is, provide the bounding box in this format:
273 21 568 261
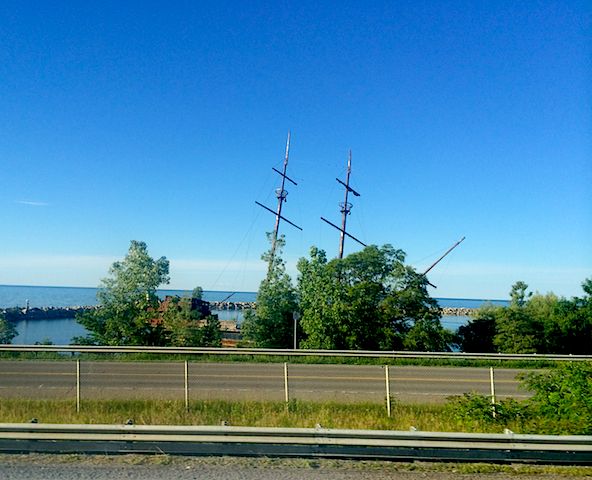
321 151 465 287
256 139 464 287
255 132 302 276
321 150 366 259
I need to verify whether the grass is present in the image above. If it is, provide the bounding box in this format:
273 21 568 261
0 398 568 434
0 350 560 369
2 399 591 476
0 398 438 430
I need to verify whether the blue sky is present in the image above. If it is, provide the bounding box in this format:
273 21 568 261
0 1 590 299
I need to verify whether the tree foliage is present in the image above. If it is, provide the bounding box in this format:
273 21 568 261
241 234 298 348
76 240 171 345
76 243 222 347
456 304 497 353
160 296 221 347
0 312 17 344
191 286 204 300
457 278 592 354
297 244 450 351
445 362 592 435
521 362 592 434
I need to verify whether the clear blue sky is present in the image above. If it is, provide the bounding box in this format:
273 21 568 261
1 1 590 299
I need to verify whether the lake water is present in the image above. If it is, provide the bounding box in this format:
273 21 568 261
0 285 258 308
1 285 509 345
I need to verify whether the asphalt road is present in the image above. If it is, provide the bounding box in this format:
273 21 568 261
0 360 530 403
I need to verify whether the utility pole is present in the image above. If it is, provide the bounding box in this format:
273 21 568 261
321 150 365 258
255 132 302 276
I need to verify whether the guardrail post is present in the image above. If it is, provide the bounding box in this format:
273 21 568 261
292 312 300 350
284 362 289 407
184 360 189 412
490 366 496 418
385 365 391 418
76 359 80 413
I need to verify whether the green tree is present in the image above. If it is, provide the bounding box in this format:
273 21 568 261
522 362 592 434
494 281 542 353
463 278 592 354
191 286 204 300
241 234 298 348
294 246 343 349
456 303 499 353
539 279 592 354
510 280 531 307
380 264 448 351
0 312 17 344
404 317 454 351
75 240 170 345
297 244 448 351
160 296 221 347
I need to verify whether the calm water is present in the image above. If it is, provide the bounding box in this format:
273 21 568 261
1 285 508 345
0 285 258 308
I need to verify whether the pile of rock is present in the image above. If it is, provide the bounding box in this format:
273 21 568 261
1 306 96 321
441 307 475 316
210 301 256 311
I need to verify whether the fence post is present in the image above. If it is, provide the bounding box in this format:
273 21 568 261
184 360 189 412
76 359 80 413
385 365 391 418
490 366 496 418
284 362 289 406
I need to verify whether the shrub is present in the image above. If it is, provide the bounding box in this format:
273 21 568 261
521 362 592 434
0 313 17 344
445 392 528 427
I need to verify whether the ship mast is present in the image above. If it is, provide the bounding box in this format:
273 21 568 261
255 132 302 275
422 236 466 288
321 150 366 258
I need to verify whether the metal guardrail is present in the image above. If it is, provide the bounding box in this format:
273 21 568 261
0 344 591 361
0 423 590 463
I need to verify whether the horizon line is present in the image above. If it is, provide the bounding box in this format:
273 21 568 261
0 283 509 302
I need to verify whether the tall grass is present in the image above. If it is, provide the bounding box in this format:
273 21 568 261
0 351 558 369
0 398 549 434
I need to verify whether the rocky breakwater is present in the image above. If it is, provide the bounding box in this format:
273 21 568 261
441 307 476 316
209 303 474 317
1 306 96 321
210 301 256 311
2 304 474 320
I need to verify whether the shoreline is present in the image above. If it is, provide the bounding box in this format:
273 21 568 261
2 304 477 321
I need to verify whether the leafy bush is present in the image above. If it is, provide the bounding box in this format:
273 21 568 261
521 362 592 434
444 392 528 426
445 363 592 434
0 313 17 344
460 278 592 354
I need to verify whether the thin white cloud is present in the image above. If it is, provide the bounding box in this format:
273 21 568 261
15 200 50 207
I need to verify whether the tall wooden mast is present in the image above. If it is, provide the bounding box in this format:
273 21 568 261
422 236 466 288
255 132 302 275
321 150 366 258
338 150 354 258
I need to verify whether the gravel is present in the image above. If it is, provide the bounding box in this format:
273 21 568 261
0 454 590 480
